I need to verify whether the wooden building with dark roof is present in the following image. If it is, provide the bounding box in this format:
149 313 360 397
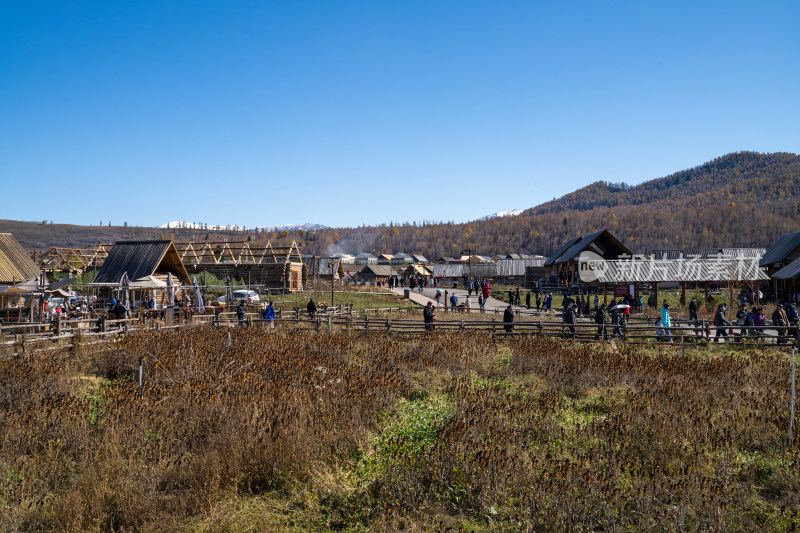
544 229 631 285
93 240 190 285
760 231 800 276
762 231 800 301
354 264 396 284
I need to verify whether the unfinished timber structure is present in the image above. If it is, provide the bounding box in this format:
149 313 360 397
38 245 110 274
175 240 306 291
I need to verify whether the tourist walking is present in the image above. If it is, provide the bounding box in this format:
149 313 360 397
609 305 623 339
423 301 436 332
689 298 698 321
262 301 276 328
563 302 577 338
713 303 730 342
236 299 246 327
503 304 515 334
594 304 607 340
754 307 766 334
773 304 789 342
661 303 673 342
787 302 799 325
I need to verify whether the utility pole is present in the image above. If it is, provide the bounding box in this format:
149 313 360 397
461 248 473 284
329 259 337 308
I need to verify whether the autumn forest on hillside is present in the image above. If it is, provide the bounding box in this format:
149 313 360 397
4 152 800 258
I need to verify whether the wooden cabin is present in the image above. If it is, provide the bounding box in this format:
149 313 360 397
354 264 395 284
91 240 191 304
177 240 305 292
404 264 433 280
93 240 190 286
355 253 378 265
761 232 800 301
544 229 631 285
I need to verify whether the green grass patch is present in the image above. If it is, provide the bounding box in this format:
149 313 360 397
353 395 454 485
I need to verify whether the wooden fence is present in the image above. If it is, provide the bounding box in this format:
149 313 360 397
2 313 798 358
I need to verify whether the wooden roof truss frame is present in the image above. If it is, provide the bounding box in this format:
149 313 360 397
175 241 303 265
38 244 110 272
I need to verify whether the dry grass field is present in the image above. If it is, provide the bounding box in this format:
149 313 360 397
1 327 799 531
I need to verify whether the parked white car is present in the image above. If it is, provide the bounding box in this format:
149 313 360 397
216 289 260 303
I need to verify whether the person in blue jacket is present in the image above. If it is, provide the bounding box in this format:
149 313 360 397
262 301 276 329
660 302 673 343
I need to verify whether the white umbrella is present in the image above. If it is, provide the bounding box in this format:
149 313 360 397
130 275 166 289
166 272 175 306
192 276 205 314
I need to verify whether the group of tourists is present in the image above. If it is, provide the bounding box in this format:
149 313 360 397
235 299 276 328
712 301 799 343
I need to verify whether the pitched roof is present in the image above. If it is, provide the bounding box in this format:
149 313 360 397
544 236 582 266
406 264 433 276
772 257 800 279
651 248 765 260
587 257 769 283
47 276 78 292
359 264 395 277
0 233 40 284
495 258 547 276
556 229 631 265
432 264 497 278
760 231 800 266
93 240 189 284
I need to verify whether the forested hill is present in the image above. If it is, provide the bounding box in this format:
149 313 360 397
4 152 800 260
529 151 800 215
302 151 800 258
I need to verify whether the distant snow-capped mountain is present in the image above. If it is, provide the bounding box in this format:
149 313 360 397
477 209 525 221
159 221 328 232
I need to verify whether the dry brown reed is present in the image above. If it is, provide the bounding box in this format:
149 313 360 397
0 328 798 531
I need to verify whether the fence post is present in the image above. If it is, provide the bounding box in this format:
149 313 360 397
386 318 391 332
138 356 144 398
792 346 796 446
492 319 496 333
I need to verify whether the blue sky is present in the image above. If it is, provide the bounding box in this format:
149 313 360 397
2 1 798 229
